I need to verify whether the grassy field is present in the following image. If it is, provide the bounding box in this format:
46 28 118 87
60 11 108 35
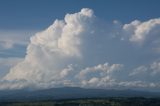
1 97 160 106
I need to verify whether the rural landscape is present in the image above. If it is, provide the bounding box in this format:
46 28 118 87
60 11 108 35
1 98 160 106
0 87 160 106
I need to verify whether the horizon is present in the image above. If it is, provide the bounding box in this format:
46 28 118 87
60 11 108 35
0 0 160 92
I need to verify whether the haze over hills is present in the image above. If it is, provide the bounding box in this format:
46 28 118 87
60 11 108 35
0 87 160 102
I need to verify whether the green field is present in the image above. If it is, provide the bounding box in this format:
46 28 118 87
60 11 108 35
1 97 160 106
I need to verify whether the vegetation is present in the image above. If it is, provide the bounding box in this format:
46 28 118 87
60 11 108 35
1 97 160 106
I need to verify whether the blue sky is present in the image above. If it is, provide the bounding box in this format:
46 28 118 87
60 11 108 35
0 0 160 30
0 0 160 90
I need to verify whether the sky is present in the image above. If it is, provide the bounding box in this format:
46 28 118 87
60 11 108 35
0 0 160 91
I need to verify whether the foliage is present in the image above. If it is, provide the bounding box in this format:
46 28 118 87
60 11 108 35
1 97 160 106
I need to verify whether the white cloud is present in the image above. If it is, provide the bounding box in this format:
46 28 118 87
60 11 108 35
59 64 73 78
77 63 123 79
0 8 160 90
123 18 160 45
2 8 95 89
0 81 27 90
129 61 160 83
0 57 23 78
150 62 160 75
75 63 123 88
129 66 148 76
118 81 154 88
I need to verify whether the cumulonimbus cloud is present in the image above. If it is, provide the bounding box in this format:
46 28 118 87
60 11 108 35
1 8 160 90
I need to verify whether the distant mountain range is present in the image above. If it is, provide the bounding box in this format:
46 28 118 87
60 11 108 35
0 87 160 102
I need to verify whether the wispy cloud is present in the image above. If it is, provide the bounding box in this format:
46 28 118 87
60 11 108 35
0 30 37 49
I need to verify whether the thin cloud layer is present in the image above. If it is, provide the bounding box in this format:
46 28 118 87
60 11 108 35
0 30 36 49
1 8 160 90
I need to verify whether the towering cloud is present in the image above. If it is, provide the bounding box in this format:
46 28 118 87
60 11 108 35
123 18 160 44
2 8 97 89
1 8 160 90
